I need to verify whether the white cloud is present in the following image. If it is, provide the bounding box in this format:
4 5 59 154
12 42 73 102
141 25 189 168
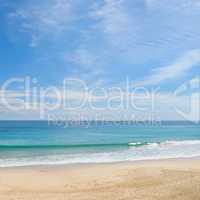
133 49 200 87
64 46 106 85
66 47 99 70
89 0 134 46
8 0 75 46
91 0 129 34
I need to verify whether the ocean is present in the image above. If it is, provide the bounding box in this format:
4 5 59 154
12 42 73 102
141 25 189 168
0 121 200 167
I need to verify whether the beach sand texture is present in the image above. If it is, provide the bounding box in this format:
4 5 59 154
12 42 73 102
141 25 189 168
0 159 200 200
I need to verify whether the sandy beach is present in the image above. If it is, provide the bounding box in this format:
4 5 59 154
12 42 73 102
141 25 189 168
0 159 200 200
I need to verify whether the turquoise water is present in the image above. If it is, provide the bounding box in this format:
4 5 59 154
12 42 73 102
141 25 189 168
0 121 200 167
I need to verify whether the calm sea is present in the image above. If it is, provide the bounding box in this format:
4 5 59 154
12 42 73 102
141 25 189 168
0 121 199 167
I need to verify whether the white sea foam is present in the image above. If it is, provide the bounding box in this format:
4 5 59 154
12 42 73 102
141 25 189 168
1 140 200 167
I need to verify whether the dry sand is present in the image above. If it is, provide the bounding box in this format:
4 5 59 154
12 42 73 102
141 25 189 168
0 159 200 200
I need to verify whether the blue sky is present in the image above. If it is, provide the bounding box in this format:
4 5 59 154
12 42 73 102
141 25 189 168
0 0 199 120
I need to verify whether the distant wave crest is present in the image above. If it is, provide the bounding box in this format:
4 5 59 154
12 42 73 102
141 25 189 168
128 140 200 148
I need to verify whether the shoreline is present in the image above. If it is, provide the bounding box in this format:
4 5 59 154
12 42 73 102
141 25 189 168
1 158 200 199
1 156 200 169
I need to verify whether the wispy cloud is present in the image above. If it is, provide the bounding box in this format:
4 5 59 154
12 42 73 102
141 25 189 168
8 0 75 47
89 0 134 46
133 49 200 87
64 46 106 86
146 0 200 10
90 0 130 35
66 0 135 85
88 0 200 62
66 47 99 70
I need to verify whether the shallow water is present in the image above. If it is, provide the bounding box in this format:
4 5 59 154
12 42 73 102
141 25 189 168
0 121 199 167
